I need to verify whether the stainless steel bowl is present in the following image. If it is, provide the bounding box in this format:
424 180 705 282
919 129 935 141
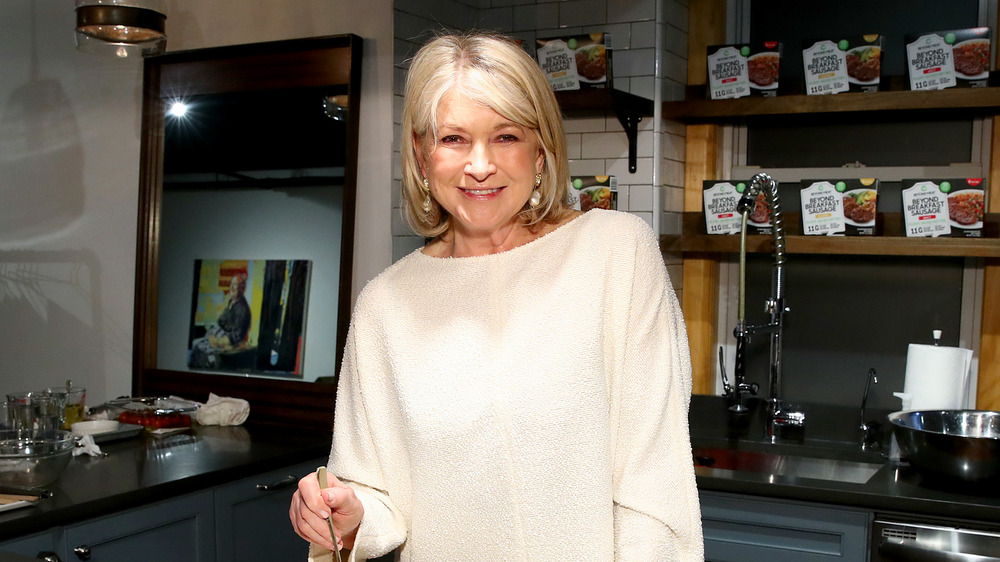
0 429 76 487
889 410 1000 482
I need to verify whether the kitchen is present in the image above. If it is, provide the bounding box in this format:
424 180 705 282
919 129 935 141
1 0 999 560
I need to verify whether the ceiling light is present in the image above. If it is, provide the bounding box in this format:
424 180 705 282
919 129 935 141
75 0 166 58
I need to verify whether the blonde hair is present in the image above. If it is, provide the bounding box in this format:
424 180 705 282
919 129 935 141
400 31 572 238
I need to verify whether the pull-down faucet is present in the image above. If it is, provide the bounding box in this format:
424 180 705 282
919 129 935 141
726 172 804 428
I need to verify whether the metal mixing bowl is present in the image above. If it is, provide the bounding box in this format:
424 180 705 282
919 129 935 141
889 410 1000 482
0 429 76 487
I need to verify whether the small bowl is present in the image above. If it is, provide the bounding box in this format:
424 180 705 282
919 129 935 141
0 430 75 487
71 420 120 437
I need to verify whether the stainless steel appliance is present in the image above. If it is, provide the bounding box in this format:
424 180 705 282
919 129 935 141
872 518 1000 561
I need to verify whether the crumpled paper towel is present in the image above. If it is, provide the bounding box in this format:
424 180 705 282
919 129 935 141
73 434 105 457
195 393 250 426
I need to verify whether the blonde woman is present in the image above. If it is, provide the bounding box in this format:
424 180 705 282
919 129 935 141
289 31 703 561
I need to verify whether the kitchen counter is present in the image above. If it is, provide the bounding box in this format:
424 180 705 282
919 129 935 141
690 394 1000 525
0 424 331 542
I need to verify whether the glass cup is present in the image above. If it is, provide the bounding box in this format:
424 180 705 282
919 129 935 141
48 386 86 429
33 394 66 434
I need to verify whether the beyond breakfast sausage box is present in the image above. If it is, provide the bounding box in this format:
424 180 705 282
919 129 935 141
703 180 772 235
802 39 849 95
706 42 781 99
569 175 617 212
536 33 612 92
906 28 991 90
901 178 986 238
800 179 879 236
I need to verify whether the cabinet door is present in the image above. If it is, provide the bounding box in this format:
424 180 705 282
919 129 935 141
0 528 63 561
214 458 324 562
64 490 214 562
700 491 871 561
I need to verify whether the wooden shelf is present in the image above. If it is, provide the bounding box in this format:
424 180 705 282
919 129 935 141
663 212 1000 258
662 86 1000 123
555 88 654 173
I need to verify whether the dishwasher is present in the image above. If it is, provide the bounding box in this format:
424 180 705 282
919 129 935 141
871 518 1000 561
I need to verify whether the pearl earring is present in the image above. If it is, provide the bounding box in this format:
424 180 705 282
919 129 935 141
529 173 542 207
421 178 432 214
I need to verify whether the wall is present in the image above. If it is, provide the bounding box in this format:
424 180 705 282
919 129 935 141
391 0 690 287
0 0 394 406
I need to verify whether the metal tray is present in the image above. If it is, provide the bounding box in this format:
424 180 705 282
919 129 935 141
102 397 199 415
89 423 145 444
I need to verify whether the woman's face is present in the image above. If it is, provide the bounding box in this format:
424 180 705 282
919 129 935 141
418 89 544 239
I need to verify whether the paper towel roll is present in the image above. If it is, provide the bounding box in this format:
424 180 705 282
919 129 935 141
901 343 973 410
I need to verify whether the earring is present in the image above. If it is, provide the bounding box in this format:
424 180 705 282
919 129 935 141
529 173 542 207
421 178 432 214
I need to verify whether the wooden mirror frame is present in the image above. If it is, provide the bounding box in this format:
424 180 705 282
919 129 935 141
132 35 362 429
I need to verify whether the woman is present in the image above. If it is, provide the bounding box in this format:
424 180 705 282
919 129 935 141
289 31 703 560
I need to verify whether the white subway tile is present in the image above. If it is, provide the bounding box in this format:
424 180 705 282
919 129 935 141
565 133 583 159
477 7 514 30
559 0 609 28
663 0 688 33
613 47 655 77
631 20 656 49
568 159 608 177
564 115 608 133
513 3 558 31
607 0 654 23
628 75 654 100
582 131 629 159
628 184 654 212
629 211 654 229
615 185 629 211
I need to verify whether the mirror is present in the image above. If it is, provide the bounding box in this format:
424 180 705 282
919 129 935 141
133 35 362 428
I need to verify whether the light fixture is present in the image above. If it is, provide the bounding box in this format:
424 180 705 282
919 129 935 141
75 0 166 58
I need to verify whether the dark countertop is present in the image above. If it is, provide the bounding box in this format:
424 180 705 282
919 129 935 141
690 394 1000 525
0 424 331 542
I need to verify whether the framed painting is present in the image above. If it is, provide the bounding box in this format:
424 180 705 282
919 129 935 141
187 259 310 378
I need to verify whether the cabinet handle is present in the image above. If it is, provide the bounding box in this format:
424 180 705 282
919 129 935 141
256 475 297 491
72 545 91 560
36 552 62 562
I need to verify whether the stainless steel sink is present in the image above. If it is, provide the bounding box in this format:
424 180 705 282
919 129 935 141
693 446 884 484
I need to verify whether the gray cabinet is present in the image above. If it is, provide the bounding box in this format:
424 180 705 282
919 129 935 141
64 490 215 561
215 459 320 562
700 491 871 562
0 458 325 561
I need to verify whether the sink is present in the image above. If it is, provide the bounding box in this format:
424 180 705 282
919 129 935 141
693 446 884 484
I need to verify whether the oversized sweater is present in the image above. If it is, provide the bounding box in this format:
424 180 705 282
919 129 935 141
309 210 704 561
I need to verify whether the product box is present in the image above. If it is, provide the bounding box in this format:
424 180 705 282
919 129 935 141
844 35 884 92
536 33 612 92
702 180 772 235
706 42 781 99
802 39 849 95
569 175 617 212
901 178 986 237
800 179 878 236
906 28 991 91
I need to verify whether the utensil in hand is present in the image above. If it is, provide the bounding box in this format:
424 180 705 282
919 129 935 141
316 466 342 562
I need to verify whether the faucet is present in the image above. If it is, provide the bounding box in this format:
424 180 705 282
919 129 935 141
859 368 879 450
726 172 804 427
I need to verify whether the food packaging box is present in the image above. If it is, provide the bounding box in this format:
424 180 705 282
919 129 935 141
706 42 781 99
800 179 878 236
802 39 849 95
570 175 617 212
901 178 986 237
536 33 612 92
905 28 991 90
844 35 884 92
702 180 772 235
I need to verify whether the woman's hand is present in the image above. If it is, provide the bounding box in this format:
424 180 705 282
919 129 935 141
289 469 365 551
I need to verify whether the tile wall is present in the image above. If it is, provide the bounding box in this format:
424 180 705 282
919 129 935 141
392 0 689 291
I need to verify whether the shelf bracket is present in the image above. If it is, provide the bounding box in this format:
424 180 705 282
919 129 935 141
615 110 642 173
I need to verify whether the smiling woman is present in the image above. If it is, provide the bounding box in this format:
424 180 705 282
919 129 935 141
290 31 704 561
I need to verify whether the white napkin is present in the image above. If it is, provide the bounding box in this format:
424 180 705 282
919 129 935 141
195 393 250 426
73 434 104 457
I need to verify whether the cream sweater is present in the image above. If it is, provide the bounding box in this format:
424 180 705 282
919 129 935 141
310 210 703 561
